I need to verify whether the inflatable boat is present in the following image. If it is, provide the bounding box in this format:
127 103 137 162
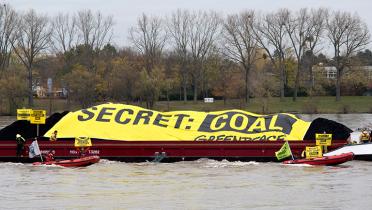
33 155 100 167
282 152 354 166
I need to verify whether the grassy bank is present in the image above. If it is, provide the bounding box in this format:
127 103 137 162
25 96 371 115
153 96 372 114
1 96 370 115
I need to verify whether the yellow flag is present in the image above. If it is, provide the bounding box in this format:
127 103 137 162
275 141 292 160
74 137 92 147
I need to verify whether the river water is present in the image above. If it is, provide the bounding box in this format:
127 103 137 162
0 114 371 210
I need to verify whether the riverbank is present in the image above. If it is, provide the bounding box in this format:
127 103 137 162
1 96 371 115
154 96 372 114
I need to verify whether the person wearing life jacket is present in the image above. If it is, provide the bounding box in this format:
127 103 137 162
76 147 90 157
15 134 26 157
359 130 370 144
44 150 55 162
49 130 58 142
301 150 307 159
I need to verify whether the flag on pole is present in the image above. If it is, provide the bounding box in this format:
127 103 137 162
29 140 41 158
275 141 293 160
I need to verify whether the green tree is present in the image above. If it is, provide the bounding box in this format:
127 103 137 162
63 64 96 108
135 67 165 108
0 68 28 114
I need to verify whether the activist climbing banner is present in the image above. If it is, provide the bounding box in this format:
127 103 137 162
44 103 311 141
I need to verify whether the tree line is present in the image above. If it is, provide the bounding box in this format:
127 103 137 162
0 5 370 113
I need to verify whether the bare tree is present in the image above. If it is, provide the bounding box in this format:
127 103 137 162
284 8 328 101
130 13 166 73
51 13 77 54
253 9 289 101
75 10 113 50
0 4 17 77
223 11 261 104
11 9 51 106
167 9 191 102
302 8 328 94
326 11 370 101
188 11 220 102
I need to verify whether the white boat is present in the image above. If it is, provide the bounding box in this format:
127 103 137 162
324 143 372 160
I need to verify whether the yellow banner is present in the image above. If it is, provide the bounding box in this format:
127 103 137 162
316 134 332 146
30 110 46 124
305 146 323 159
74 137 92 147
44 103 311 141
17 109 31 121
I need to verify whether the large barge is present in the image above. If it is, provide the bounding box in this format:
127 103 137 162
0 103 352 162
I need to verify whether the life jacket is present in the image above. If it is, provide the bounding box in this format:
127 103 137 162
45 153 54 162
361 133 370 141
16 137 25 145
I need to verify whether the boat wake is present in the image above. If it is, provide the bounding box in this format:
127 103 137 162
197 159 260 168
0 162 25 166
282 163 313 167
98 159 119 164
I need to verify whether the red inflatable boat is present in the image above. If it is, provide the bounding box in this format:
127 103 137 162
33 155 100 167
282 152 354 166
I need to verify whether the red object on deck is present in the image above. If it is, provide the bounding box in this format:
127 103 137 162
282 152 354 166
0 138 348 162
33 155 100 167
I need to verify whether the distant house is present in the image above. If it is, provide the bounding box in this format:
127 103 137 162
322 66 337 79
35 86 47 98
313 65 372 80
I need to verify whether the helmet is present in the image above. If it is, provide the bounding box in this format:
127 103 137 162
16 134 21 138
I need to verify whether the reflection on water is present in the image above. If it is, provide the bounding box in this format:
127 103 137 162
0 115 372 209
1 160 372 209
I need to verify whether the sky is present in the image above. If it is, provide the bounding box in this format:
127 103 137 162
8 0 372 48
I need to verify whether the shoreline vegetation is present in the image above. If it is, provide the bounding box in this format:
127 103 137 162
0 6 371 117
1 96 371 116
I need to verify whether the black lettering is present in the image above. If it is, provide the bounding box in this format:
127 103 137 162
133 110 153 125
277 135 286 140
217 135 225 141
174 114 190 128
153 114 171 128
259 135 267 140
194 135 207 141
225 135 233 141
267 135 275 140
96 107 116 122
198 112 297 135
115 109 134 124
275 114 296 134
77 107 96 121
253 136 261 141
209 136 216 141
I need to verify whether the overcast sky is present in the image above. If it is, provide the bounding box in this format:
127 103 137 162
9 0 372 48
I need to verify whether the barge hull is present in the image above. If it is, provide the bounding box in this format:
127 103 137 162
0 139 347 162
